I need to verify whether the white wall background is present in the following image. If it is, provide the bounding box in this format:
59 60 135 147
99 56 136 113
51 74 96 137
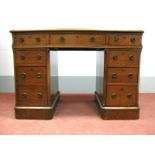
0 0 155 77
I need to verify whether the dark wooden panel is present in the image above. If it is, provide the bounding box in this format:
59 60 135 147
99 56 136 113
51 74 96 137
96 50 105 101
15 108 53 119
101 108 139 120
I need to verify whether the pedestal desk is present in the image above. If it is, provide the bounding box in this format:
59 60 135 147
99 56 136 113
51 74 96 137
10 29 144 120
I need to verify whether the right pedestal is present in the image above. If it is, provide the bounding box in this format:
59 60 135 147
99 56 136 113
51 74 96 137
96 48 141 120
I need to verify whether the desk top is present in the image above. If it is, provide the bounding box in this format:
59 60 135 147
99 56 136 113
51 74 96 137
10 29 144 33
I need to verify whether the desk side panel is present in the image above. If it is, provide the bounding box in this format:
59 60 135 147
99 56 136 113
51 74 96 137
50 51 59 100
96 50 105 103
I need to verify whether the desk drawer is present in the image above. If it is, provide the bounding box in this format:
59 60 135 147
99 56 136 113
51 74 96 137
50 34 106 47
16 67 47 85
107 68 138 83
107 33 142 46
106 85 137 106
106 50 140 67
16 85 48 106
13 33 49 46
15 49 47 66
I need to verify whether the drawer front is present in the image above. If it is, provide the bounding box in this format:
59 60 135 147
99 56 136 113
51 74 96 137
13 33 49 46
16 85 48 106
16 67 47 85
107 68 138 83
50 34 106 47
108 33 142 46
106 51 140 67
106 86 137 106
15 50 47 66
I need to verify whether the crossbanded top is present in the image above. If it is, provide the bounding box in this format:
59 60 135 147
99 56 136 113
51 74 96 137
10 28 144 33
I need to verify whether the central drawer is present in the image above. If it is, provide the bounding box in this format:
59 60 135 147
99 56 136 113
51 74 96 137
50 33 106 47
16 85 48 106
16 67 47 85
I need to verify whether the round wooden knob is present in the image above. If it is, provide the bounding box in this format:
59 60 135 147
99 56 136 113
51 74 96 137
19 38 24 43
37 93 43 98
21 92 27 99
111 93 117 99
20 73 27 78
112 55 118 61
128 73 133 79
36 73 42 78
20 55 26 60
130 37 136 43
36 37 41 43
36 55 42 60
60 37 65 43
112 73 117 79
89 37 95 42
127 93 132 99
129 55 134 61
114 37 119 42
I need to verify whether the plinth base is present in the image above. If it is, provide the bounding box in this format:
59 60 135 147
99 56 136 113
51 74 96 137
95 92 139 120
15 91 60 119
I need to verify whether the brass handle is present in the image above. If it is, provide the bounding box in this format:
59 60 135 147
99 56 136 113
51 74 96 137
130 37 136 43
112 55 118 61
35 37 41 43
127 93 132 99
129 55 134 61
128 73 133 79
36 73 42 78
89 37 95 42
20 73 27 78
20 55 26 60
19 38 24 43
114 37 119 42
36 55 42 60
60 37 65 43
111 93 117 99
112 73 117 79
37 93 43 98
21 92 27 99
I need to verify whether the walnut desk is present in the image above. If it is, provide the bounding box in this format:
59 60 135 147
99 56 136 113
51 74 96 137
10 29 144 120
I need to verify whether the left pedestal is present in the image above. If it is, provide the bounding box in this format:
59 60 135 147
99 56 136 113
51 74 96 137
13 48 59 119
